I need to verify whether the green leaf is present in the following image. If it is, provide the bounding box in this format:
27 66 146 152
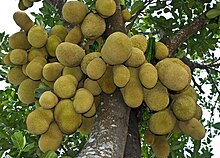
42 151 58 158
0 150 4 158
11 131 26 150
213 122 220 130
130 1 145 15
119 0 125 6
23 143 35 152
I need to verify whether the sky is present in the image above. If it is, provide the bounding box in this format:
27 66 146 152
0 0 220 157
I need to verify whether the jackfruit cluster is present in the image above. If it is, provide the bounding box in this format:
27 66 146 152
5 0 206 156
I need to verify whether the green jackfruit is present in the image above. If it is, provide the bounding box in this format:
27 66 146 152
39 91 58 109
95 0 116 18
9 31 31 50
113 64 130 87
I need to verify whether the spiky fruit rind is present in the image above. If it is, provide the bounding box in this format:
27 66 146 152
43 62 64 82
113 64 130 87
8 67 27 85
9 31 31 50
130 34 148 53
39 91 58 109
124 47 145 67
95 0 116 18
84 78 102 96
155 42 169 60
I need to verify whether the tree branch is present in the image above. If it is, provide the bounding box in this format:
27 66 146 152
45 0 66 17
167 18 207 55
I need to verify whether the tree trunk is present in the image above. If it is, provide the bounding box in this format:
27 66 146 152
76 89 130 158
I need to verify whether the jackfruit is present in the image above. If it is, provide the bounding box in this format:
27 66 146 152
83 102 96 118
84 78 102 96
124 47 145 67
62 1 88 25
120 67 143 108
9 31 31 50
113 64 130 87
73 88 94 114
130 34 148 53
28 25 48 48
22 63 28 75
38 122 63 153
143 81 169 111
171 95 196 121
56 42 85 67
18 79 40 104
152 136 170 158
9 49 27 65
81 52 101 74
13 11 34 31
179 118 205 140
28 47 48 61
149 109 176 135
81 13 106 39
95 0 116 18
8 67 27 85
155 42 169 60
54 75 78 99
101 32 132 65
50 25 68 41
43 62 64 82
18 0 28 10
122 9 131 21
194 104 203 120
98 66 116 94
39 91 58 109
62 66 83 82
46 35 62 57
78 116 95 135
65 26 82 44
22 0 33 8
172 120 182 133
26 57 47 80
139 63 158 89
144 129 155 145
26 107 53 135
3 53 14 66
156 58 190 91
86 57 107 80
171 85 197 101
54 99 82 134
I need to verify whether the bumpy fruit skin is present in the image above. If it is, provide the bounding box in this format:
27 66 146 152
144 129 155 145
73 88 94 114
122 9 132 21
81 52 101 74
28 26 48 48
28 47 48 61
171 95 196 121
139 63 158 89
46 35 62 57
13 11 34 31
26 107 53 135
65 26 82 44
83 103 96 118
179 118 205 140
62 1 88 25
9 49 27 65
3 53 14 66
54 75 78 99
155 42 169 60
81 13 106 40
9 31 31 50
39 91 58 109
78 116 95 135
43 62 64 82
113 64 130 87
98 66 116 94
121 67 143 108
194 104 203 120
86 57 107 80
171 85 197 101
62 66 83 82
101 32 132 65
56 42 85 67
26 58 47 80
152 136 170 158
54 99 82 134
130 34 148 53
95 0 116 18
84 78 102 96
22 0 33 8
18 0 28 10
38 122 63 153
149 109 176 135
18 78 40 104
124 47 145 67
8 67 27 85
50 25 68 41
156 58 190 91
143 81 169 111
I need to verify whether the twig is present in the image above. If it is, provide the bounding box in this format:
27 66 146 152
192 76 205 94
205 69 220 96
